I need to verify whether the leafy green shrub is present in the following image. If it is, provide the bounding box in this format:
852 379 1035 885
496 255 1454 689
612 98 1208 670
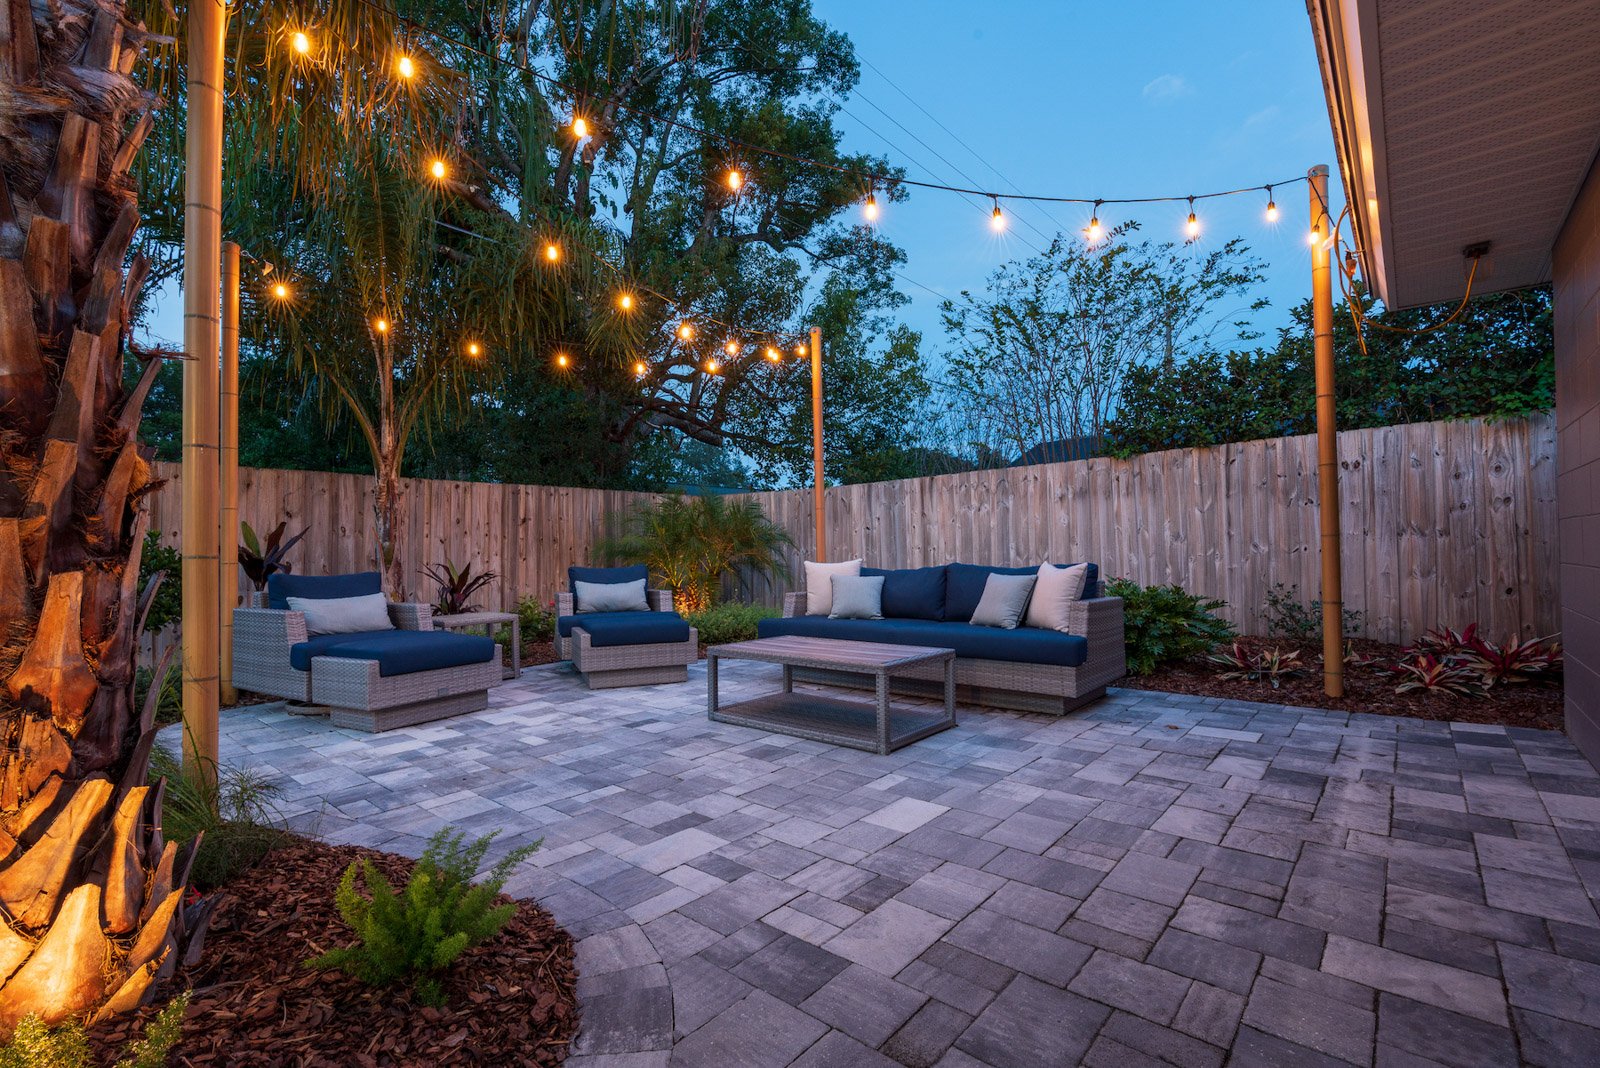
310 829 541 1007
516 596 557 642
0 993 188 1068
599 494 793 613
133 664 182 727
1263 583 1364 642
137 531 183 636
151 747 285 890
687 601 779 645
1105 578 1235 676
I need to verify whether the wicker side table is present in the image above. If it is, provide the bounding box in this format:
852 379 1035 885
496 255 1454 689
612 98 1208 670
708 636 956 755
434 611 520 679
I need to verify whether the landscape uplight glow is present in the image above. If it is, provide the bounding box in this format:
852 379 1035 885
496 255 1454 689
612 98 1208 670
555 351 570 369
373 317 389 333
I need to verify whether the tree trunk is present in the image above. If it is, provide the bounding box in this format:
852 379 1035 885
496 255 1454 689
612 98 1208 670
0 0 198 1033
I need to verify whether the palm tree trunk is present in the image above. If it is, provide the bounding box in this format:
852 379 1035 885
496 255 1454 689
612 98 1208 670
0 0 198 1033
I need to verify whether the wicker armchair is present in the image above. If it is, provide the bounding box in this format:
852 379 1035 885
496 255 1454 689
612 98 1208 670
232 598 502 732
555 588 698 689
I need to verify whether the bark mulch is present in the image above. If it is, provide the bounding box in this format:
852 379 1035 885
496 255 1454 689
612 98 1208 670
88 837 578 1067
519 640 559 668
1124 635 1565 732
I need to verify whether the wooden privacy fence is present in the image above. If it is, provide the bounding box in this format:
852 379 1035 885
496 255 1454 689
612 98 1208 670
143 413 1558 648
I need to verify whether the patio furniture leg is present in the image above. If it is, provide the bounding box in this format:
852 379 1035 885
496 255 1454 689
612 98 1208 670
782 665 793 693
875 670 890 755
944 657 956 729
707 651 719 716
509 616 520 677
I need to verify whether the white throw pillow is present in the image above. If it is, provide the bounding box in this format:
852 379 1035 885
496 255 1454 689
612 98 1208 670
803 559 862 616
287 592 393 636
575 578 649 613
969 573 1037 630
1025 562 1091 632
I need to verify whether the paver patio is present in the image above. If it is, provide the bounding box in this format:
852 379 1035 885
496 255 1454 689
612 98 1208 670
217 661 1600 1066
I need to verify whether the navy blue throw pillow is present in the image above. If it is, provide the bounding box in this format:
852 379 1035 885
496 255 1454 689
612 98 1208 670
861 566 948 621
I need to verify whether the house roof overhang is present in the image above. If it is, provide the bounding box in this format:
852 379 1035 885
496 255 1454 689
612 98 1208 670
1305 0 1600 309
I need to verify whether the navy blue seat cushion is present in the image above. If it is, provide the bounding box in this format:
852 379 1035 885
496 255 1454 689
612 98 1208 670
568 564 648 593
756 615 1088 667
944 562 1101 622
268 571 381 611
861 566 948 621
558 611 691 647
290 629 496 677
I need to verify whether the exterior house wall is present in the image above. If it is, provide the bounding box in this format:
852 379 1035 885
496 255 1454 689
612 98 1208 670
1554 155 1600 765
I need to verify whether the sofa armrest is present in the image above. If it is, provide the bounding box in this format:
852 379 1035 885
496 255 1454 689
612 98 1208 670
782 592 808 618
557 591 575 616
389 602 434 631
1067 596 1126 683
233 606 308 648
647 588 674 612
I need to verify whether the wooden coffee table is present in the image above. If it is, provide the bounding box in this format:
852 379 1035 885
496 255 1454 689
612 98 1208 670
707 636 957 755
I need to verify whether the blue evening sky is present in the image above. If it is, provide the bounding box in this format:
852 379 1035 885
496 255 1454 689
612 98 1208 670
812 0 1342 355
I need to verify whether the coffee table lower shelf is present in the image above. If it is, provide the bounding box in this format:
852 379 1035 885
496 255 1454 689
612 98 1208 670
710 691 954 754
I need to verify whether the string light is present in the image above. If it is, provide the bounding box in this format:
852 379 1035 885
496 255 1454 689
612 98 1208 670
795 342 807 356
543 241 561 263
863 188 880 222
429 157 448 180
678 321 695 341
724 338 739 356
466 340 482 357
397 54 416 79
617 292 634 311
1185 197 1200 240
291 30 311 55
373 317 390 333
990 197 1006 232
1085 200 1103 244
1307 226 1321 247
727 169 744 192
554 351 570 369
1265 185 1279 223
764 346 781 361
571 115 589 139
270 281 291 301
706 359 720 374
634 360 647 377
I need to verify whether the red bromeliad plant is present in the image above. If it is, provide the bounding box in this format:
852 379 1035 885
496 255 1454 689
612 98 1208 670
421 559 498 617
1461 633 1563 687
238 520 308 595
1207 642 1307 689
1391 655 1487 698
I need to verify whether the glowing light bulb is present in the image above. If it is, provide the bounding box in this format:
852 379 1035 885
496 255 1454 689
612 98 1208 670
1085 217 1103 243
1185 212 1200 239
727 169 743 192
1307 227 1321 246
724 338 739 356
572 116 589 138
397 54 416 79
990 201 1006 232
617 293 634 311
429 158 448 180
374 317 389 333
555 352 570 369
634 360 647 377
544 242 560 263
1266 200 1279 223
765 346 781 362
795 342 807 356
271 282 290 300
864 193 879 222
678 322 695 341
291 30 311 55
466 341 482 357
706 359 720 374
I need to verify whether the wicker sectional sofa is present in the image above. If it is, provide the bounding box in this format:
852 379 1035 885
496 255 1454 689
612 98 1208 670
756 562 1125 714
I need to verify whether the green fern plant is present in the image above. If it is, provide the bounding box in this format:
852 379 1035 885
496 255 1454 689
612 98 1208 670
310 829 540 1007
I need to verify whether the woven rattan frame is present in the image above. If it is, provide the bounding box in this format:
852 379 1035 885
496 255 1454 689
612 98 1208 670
555 587 697 688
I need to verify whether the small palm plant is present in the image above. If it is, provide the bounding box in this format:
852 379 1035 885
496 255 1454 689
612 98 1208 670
601 494 794 613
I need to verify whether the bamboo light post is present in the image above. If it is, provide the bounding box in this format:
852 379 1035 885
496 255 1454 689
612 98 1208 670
1309 164 1344 698
181 0 226 781
810 326 825 561
219 241 240 705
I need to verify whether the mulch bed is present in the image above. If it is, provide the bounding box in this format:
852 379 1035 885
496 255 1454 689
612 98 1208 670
88 838 579 1067
519 640 560 668
1124 635 1564 732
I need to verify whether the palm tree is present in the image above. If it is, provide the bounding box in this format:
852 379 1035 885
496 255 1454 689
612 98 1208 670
0 0 200 1032
602 495 794 612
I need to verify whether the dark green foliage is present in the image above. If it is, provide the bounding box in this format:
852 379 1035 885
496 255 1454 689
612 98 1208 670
151 747 285 890
311 829 540 1007
516 597 557 642
422 559 497 616
133 665 182 727
136 530 182 635
1106 287 1553 456
1262 583 1365 642
686 602 779 645
1105 577 1236 676
0 993 188 1068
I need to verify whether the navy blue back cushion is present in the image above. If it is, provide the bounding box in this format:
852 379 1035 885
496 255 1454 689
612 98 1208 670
861 566 948 621
268 571 381 610
943 564 1038 623
568 564 648 592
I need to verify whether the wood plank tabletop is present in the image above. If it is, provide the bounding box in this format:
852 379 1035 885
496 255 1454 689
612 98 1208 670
710 635 954 671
